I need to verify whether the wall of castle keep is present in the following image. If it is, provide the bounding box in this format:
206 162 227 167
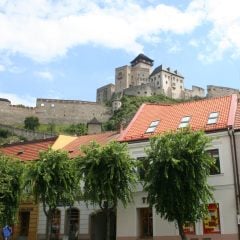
0 98 112 125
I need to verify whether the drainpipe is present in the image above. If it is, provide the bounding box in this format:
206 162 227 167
228 127 240 240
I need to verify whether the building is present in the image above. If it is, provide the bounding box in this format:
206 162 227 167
37 131 120 240
96 53 205 105
117 94 240 240
148 65 184 99
115 54 154 93
0 137 57 240
96 83 115 104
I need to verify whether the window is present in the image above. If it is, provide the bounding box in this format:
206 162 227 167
207 112 219 124
137 157 147 181
203 203 221 234
183 222 195 235
146 120 160 133
207 149 220 175
179 116 191 128
47 209 61 238
65 208 79 237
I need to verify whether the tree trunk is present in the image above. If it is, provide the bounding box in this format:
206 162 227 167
177 220 187 240
106 209 111 240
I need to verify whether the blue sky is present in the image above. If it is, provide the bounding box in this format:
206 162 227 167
0 0 240 106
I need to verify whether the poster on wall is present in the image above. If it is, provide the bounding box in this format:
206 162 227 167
183 222 195 234
203 203 221 234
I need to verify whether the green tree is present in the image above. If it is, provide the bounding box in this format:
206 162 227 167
0 154 24 226
24 116 40 131
64 123 87 136
77 141 137 240
27 149 80 240
144 129 214 240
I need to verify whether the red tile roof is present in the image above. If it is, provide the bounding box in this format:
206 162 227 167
63 131 120 157
120 95 238 142
0 137 57 161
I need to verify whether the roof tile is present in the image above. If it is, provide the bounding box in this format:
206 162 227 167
120 95 237 142
0 137 57 161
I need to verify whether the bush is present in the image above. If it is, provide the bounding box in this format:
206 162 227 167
24 116 40 131
0 128 10 138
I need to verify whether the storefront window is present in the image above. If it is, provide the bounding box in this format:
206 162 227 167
203 203 221 234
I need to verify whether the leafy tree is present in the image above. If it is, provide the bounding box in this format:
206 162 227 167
24 116 40 131
103 95 178 131
0 128 10 138
77 141 137 240
64 123 87 136
27 149 80 240
144 129 214 240
47 121 56 134
0 154 24 226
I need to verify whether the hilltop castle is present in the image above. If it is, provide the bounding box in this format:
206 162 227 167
96 53 205 107
0 53 239 128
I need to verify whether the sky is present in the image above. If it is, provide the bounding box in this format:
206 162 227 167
0 0 240 106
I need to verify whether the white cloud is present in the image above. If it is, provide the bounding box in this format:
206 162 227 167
192 0 240 61
0 0 204 62
0 64 5 72
0 92 35 106
0 0 240 63
35 70 54 81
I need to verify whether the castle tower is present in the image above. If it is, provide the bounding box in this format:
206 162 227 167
115 53 153 93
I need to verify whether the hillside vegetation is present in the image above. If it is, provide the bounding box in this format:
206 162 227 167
103 94 180 131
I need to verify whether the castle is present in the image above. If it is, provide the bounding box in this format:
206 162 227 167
0 53 239 127
96 54 205 107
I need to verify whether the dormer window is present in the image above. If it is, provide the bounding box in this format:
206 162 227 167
179 116 191 128
146 120 160 133
207 112 219 124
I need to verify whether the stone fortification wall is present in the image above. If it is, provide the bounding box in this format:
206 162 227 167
185 86 205 99
123 84 164 97
207 85 239 98
0 101 35 125
0 98 112 125
36 99 112 124
0 124 56 141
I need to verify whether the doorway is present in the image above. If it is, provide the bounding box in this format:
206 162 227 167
19 211 30 239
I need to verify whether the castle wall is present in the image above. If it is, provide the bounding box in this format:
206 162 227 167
207 85 239 98
36 99 112 124
0 99 112 126
0 101 35 125
123 84 155 97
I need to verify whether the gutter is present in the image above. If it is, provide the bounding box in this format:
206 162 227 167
228 127 240 240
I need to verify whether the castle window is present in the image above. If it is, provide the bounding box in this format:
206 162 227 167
207 112 219 124
157 81 159 85
179 116 191 128
146 120 160 133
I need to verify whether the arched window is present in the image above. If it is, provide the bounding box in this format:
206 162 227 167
47 209 61 239
65 208 80 239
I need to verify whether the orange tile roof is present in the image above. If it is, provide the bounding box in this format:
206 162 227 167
120 95 238 142
63 131 120 157
0 137 57 161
